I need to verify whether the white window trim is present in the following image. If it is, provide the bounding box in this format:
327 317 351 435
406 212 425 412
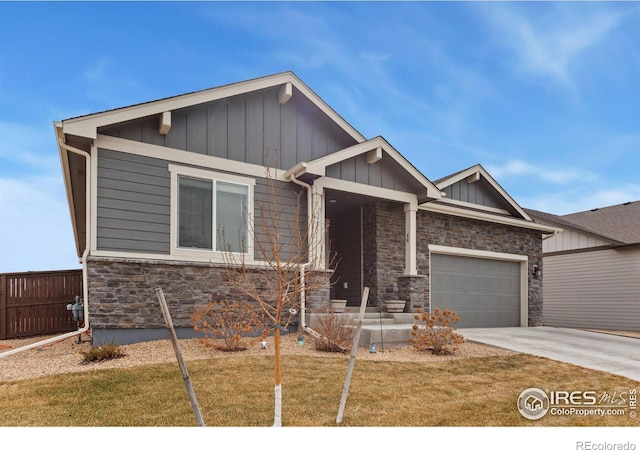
169 164 255 262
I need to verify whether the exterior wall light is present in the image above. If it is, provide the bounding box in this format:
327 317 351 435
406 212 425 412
532 265 542 279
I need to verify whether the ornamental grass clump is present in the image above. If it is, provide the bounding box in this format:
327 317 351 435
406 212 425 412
80 341 126 362
313 311 354 353
409 308 464 355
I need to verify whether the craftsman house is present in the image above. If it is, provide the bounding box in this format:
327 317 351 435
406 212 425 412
56 72 557 345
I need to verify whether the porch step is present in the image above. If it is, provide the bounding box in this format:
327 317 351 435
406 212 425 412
305 310 417 348
360 323 415 349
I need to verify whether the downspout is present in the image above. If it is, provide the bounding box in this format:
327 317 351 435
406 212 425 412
0 140 92 358
286 172 321 339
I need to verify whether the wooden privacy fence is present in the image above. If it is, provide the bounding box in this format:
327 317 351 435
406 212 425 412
0 270 83 340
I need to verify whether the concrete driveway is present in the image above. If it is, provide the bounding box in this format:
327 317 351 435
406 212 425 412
459 326 640 382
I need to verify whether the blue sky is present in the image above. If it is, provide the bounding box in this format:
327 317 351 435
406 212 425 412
1 1 639 273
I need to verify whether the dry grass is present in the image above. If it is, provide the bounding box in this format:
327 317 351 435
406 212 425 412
1 341 637 427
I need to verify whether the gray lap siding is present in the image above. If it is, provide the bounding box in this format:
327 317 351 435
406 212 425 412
97 149 171 254
96 148 307 261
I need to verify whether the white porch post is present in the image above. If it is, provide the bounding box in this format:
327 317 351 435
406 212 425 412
309 184 325 270
404 201 418 276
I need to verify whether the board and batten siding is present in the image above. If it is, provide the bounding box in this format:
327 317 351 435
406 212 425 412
442 179 504 210
542 228 612 253
543 247 640 332
96 148 308 260
326 153 422 193
99 86 356 171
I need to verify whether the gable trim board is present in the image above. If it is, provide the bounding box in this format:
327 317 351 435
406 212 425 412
299 136 443 202
437 197 512 216
435 164 533 221
420 202 559 234
61 72 366 143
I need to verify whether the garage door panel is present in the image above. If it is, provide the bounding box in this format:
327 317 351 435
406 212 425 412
431 253 521 328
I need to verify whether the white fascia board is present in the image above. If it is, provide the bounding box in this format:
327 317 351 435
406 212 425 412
95 134 289 181
305 137 442 200
438 197 511 215
283 162 309 180
305 138 386 174
435 164 482 189
421 202 561 234
436 164 532 221
315 176 417 205
55 122 82 257
62 72 366 143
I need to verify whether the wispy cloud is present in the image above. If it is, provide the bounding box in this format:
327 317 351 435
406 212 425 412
486 159 598 185
483 4 629 90
522 182 640 215
84 58 111 82
0 120 58 171
0 176 78 272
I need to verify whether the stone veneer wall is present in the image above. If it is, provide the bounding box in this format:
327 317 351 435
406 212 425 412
417 210 543 326
87 257 330 345
362 201 406 308
362 201 543 325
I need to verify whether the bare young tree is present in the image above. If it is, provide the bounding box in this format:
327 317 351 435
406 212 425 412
220 155 332 427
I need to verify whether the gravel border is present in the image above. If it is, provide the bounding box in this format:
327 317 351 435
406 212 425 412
1 332 515 382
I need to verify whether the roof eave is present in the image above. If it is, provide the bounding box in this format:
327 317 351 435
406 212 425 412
421 201 562 234
55 122 83 258
436 164 532 221
61 72 367 144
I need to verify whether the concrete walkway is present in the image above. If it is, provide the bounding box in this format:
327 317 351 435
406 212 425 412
459 326 640 382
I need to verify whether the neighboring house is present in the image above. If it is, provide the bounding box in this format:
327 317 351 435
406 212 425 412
526 201 640 332
56 72 557 345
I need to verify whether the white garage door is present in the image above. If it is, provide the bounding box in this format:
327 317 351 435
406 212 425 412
431 253 521 328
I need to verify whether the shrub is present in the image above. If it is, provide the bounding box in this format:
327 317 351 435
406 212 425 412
192 297 266 352
409 308 464 355
80 341 126 362
313 311 354 353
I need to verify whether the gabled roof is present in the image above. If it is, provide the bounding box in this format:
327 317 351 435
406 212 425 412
525 208 621 244
561 201 640 244
434 164 533 221
60 71 366 143
285 136 442 202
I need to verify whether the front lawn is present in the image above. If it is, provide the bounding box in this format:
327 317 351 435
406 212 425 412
1 353 637 427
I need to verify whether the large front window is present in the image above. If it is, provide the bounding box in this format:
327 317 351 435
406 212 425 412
170 165 253 259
